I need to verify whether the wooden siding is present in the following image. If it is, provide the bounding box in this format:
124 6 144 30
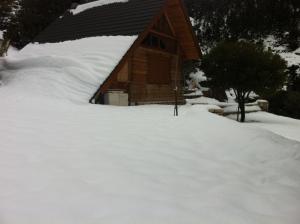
152 14 174 36
130 46 184 104
147 53 171 84
101 62 130 92
117 62 129 82
166 0 201 60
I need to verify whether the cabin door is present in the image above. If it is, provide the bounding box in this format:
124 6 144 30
147 51 172 85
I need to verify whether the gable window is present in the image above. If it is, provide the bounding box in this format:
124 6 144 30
142 34 166 50
142 33 177 54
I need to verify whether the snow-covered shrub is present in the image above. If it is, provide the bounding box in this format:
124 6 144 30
187 70 208 90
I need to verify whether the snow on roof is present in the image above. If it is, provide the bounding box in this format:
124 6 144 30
70 0 129 15
1 36 137 102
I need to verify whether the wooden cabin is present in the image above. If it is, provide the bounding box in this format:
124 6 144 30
34 0 201 105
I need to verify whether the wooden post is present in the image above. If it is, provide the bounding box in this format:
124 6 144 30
174 46 180 116
174 86 178 116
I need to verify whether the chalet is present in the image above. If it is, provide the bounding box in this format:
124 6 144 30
34 0 201 105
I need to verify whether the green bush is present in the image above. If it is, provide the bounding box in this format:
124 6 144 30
201 41 287 122
269 91 300 119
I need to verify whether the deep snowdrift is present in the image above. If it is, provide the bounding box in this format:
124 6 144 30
0 38 300 224
229 111 300 142
0 97 300 224
0 36 137 102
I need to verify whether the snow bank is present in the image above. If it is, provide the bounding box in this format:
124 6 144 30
0 98 300 224
186 97 263 114
224 104 261 114
6 46 18 57
71 0 129 15
0 36 137 102
0 32 300 224
243 111 300 142
186 96 220 105
0 30 3 39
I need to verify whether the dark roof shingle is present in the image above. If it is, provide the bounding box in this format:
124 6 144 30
34 0 165 43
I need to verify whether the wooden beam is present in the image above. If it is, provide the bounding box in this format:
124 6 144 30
128 53 133 105
164 12 176 37
172 0 202 58
149 29 177 40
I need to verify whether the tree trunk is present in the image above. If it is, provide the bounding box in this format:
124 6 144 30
239 98 246 122
236 91 246 122
236 105 240 121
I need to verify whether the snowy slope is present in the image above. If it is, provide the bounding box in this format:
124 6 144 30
243 112 300 142
0 38 300 224
0 36 137 102
0 97 300 224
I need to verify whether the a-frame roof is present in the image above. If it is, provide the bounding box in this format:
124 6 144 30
34 0 201 60
30 0 202 103
34 0 165 43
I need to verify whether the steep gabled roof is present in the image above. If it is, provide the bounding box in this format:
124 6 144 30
34 0 165 43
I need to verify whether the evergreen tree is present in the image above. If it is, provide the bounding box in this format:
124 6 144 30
185 0 300 51
201 41 287 122
268 90 300 119
287 65 300 91
0 0 19 33
6 0 79 48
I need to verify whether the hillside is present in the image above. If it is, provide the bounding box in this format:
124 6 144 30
0 38 300 224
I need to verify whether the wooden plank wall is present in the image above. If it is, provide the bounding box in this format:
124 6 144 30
130 46 184 104
166 0 201 60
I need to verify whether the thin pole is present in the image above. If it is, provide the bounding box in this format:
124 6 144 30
174 86 178 116
174 49 179 117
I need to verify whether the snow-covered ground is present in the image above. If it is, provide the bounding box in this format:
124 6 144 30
243 112 300 142
0 39 300 224
0 96 300 224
